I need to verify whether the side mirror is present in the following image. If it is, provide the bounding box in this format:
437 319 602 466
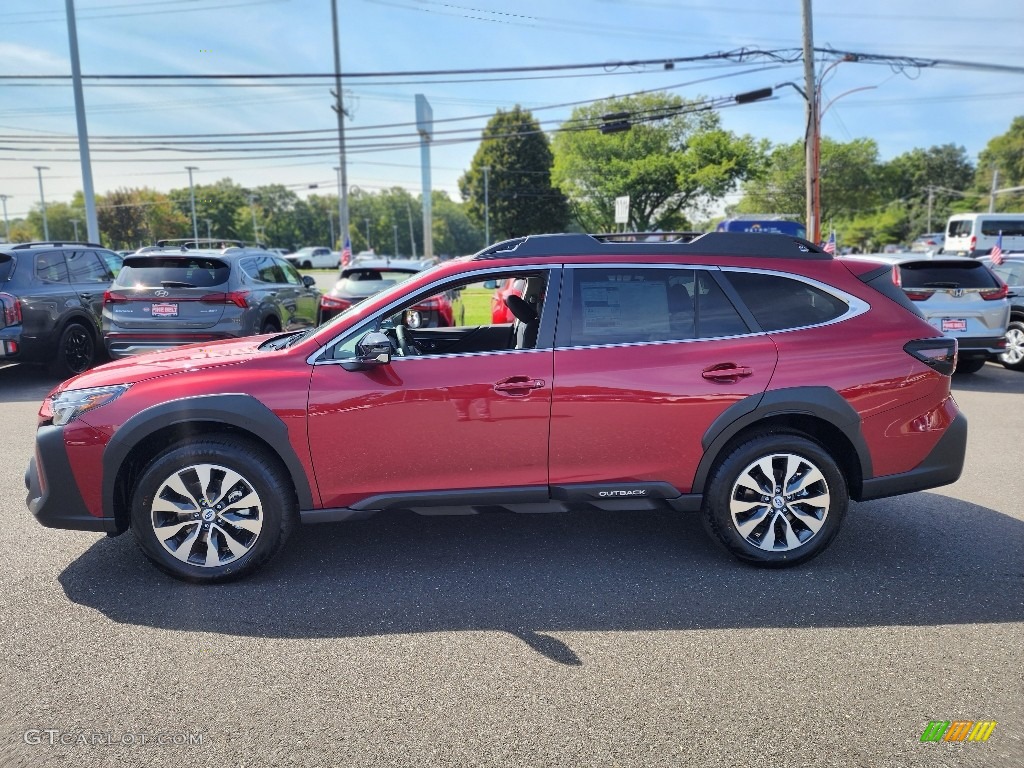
340 331 392 371
302 275 316 288
481 279 498 290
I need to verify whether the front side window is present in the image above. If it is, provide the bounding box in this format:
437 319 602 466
277 259 303 286
724 271 848 332
66 251 110 284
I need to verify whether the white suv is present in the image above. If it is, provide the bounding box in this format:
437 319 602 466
286 247 338 269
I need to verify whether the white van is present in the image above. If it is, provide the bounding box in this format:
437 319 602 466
945 213 1024 257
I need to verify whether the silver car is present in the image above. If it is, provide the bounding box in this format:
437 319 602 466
842 253 1009 374
103 244 320 358
980 253 1024 371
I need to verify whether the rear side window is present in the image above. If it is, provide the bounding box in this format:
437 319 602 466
898 262 997 290
0 255 12 282
980 219 1024 237
947 219 973 237
724 271 848 332
990 261 1024 286
115 256 230 288
36 252 69 284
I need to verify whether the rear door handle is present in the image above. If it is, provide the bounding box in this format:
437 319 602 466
493 376 546 395
702 364 753 382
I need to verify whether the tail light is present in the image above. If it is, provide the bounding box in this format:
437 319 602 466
0 292 22 326
320 295 352 311
903 290 931 301
103 290 128 304
980 282 1009 301
905 338 957 376
201 290 249 308
970 235 977 252
414 297 442 311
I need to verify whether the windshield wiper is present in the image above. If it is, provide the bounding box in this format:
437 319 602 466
922 282 959 289
160 280 197 288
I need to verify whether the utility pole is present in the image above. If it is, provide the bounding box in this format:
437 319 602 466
330 0 350 256
66 0 99 244
328 210 335 248
185 166 199 244
204 218 212 240
71 219 80 240
248 193 258 243
0 195 10 243
364 217 370 250
927 187 934 233
407 200 416 259
989 168 1000 213
483 165 491 246
34 166 50 241
801 0 817 244
393 223 399 258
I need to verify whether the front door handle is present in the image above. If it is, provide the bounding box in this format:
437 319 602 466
702 364 753 382
493 376 546 395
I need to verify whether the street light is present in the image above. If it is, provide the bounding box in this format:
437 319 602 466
364 217 371 250
204 218 213 240
71 219 80 241
0 195 10 243
248 193 259 244
393 223 399 258
34 166 50 240
185 166 199 244
482 165 491 247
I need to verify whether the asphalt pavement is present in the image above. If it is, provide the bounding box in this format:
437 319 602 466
0 360 1021 767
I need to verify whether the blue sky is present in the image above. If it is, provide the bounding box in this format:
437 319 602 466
1 0 1022 223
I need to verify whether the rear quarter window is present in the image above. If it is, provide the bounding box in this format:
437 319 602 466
724 271 848 332
898 261 998 289
115 256 230 288
0 254 12 282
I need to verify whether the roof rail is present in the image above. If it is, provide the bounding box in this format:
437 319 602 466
155 238 267 250
473 232 828 260
10 241 105 250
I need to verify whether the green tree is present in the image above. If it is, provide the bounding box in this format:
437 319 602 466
551 92 766 232
460 105 569 244
879 144 975 237
975 116 1024 212
97 187 189 248
168 178 248 241
736 137 882 228
24 200 86 243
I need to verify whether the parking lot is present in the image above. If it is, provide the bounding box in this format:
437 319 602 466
0 360 1021 767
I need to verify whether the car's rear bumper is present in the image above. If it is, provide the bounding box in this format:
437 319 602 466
858 410 967 501
105 332 235 358
25 424 118 533
953 335 1006 358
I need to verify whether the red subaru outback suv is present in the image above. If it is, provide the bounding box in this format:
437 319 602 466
26 233 966 582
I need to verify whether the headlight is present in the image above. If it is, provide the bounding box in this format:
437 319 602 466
50 384 130 426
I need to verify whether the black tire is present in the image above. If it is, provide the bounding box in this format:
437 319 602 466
49 322 96 378
260 318 280 334
129 436 297 583
702 433 847 567
999 320 1024 371
954 357 987 375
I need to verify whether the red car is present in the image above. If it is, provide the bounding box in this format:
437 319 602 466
488 276 525 323
27 232 966 582
320 265 455 327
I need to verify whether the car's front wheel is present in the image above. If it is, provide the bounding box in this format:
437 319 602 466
1000 320 1024 371
702 433 847 567
130 437 297 583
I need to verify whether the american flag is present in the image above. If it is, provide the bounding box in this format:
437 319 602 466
991 231 1004 265
341 235 352 267
823 231 836 254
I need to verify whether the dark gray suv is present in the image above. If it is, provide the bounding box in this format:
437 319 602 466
0 241 122 377
102 243 320 358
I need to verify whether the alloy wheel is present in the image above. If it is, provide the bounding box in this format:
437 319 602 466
729 452 830 552
1001 325 1024 366
150 463 264 567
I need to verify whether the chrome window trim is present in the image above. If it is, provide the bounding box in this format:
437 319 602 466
308 263 555 365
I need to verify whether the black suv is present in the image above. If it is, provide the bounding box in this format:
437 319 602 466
0 242 122 377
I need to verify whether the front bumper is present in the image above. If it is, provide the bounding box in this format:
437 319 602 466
25 424 118 533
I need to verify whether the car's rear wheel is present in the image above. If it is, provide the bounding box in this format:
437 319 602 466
954 357 987 375
50 322 95 378
130 437 297 583
999 320 1024 371
702 433 847 567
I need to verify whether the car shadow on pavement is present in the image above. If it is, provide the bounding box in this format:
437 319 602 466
0 364 66 403
58 490 1024 665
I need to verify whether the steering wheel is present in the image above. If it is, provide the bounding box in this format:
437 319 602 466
394 324 420 357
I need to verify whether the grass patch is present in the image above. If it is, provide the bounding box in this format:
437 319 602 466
459 287 493 326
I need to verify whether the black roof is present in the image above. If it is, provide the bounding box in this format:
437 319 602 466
472 232 829 260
